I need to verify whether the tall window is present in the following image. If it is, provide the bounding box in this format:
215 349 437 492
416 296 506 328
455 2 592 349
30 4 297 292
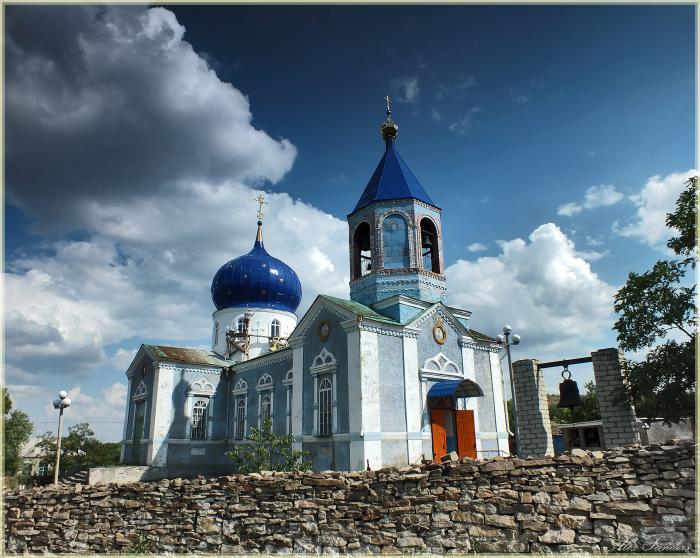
236 317 247 333
214 322 219 345
235 398 246 439
288 390 293 434
420 218 440 273
261 393 272 422
352 222 372 279
270 319 281 338
319 378 332 436
191 400 208 440
382 214 410 269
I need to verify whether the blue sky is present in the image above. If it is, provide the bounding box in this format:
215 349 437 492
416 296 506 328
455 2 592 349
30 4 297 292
4 4 696 441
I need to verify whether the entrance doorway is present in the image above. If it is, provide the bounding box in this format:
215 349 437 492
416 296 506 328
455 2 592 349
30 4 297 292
427 379 482 461
132 401 145 465
431 407 476 461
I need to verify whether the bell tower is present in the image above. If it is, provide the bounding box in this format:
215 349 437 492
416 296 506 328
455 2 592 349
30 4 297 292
348 98 447 308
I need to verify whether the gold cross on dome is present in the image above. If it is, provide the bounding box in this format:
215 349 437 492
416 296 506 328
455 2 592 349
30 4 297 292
384 95 392 114
254 193 267 221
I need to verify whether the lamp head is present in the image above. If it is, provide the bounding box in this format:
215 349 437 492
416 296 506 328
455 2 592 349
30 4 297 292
512 334 521 345
53 398 61 409
58 390 68 399
502 325 512 335
62 398 72 408
497 334 506 344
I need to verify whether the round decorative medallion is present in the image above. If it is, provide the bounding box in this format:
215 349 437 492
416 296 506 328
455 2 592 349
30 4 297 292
318 320 331 341
432 320 447 345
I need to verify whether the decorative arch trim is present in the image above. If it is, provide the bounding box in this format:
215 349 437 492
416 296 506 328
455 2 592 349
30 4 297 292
188 378 215 396
232 378 249 396
421 352 462 377
133 380 148 400
310 347 337 376
256 373 274 392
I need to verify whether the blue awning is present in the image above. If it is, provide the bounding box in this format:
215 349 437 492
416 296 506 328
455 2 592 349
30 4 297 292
428 379 484 399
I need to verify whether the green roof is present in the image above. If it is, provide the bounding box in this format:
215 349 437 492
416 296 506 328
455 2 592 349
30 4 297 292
144 345 234 367
320 295 402 326
467 328 497 343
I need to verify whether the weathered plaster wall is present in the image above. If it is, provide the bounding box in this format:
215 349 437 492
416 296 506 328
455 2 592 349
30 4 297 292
5 443 694 555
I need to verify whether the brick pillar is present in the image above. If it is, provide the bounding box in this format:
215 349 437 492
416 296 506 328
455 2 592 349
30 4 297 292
592 347 640 448
512 359 554 457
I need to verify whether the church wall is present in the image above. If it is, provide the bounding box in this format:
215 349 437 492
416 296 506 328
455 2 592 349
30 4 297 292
415 318 463 371
123 355 156 466
474 349 498 450
377 334 406 433
230 353 292 437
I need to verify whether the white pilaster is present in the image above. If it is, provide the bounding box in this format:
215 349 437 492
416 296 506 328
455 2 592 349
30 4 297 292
346 329 363 470
402 335 422 464
120 376 133 462
489 351 510 455
291 345 304 452
461 344 482 453
359 329 382 469
147 365 174 466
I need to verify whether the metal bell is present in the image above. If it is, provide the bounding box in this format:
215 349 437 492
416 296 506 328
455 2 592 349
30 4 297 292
557 365 583 409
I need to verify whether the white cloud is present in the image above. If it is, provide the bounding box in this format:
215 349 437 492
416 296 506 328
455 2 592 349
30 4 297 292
435 76 476 100
557 184 624 217
447 223 616 360
515 95 528 104
467 242 488 253
430 107 442 122
391 76 419 103
449 106 481 135
614 169 697 247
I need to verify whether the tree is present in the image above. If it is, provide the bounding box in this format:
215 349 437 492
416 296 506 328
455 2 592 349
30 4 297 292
3 388 34 475
37 422 121 475
614 176 697 425
227 419 311 474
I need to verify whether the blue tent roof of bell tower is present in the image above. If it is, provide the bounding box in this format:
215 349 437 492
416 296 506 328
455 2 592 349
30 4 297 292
353 137 437 213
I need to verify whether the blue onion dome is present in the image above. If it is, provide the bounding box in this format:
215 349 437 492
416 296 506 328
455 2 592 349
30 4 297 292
211 221 302 313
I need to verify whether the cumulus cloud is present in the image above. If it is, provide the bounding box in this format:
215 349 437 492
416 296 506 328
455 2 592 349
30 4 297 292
3 5 350 389
557 184 624 217
391 76 419 103
447 224 616 360
5 5 296 232
467 242 488 253
614 169 697 247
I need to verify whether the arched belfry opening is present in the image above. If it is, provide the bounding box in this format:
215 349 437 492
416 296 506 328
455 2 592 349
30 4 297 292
353 222 372 279
420 218 440 273
382 214 410 269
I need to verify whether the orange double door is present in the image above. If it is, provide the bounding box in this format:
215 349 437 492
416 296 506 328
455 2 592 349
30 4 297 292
430 408 476 461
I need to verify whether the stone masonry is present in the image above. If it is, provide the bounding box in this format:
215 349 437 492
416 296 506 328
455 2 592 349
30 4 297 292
5 442 694 554
512 359 554 457
592 348 640 448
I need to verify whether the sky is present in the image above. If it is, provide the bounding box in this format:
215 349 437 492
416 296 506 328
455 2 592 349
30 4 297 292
3 4 696 441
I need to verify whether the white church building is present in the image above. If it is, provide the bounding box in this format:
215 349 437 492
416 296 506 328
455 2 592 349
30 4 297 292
120 103 511 475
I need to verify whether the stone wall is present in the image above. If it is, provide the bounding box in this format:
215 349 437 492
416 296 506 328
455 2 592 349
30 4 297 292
3 443 695 554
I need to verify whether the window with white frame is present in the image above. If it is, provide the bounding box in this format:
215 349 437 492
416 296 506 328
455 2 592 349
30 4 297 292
283 369 293 434
235 398 246 439
310 348 338 437
191 400 208 440
236 317 247 333
232 379 248 439
318 377 332 436
270 319 281 338
256 374 274 429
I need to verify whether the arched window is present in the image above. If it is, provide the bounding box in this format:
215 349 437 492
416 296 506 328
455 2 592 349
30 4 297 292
382 214 410 269
352 222 372 279
191 400 208 440
213 322 219 345
318 378 332 436
261 393 272 423
235 398 246 439
420 218 440 273
236 316 247 333
270 319 281 338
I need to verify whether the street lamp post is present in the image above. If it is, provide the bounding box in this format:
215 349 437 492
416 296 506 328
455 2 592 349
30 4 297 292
497 326 521 456
52 390 72 485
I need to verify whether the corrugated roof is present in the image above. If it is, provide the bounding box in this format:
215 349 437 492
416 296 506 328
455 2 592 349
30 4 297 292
144 345 234 367
468 328 497 343
353 138 436 213
320 295 402 326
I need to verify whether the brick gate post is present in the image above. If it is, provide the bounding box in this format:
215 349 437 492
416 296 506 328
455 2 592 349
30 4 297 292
512 359 554 457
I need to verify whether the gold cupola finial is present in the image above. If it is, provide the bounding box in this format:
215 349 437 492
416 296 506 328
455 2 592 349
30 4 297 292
254 193 267 244
380 95 398 142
